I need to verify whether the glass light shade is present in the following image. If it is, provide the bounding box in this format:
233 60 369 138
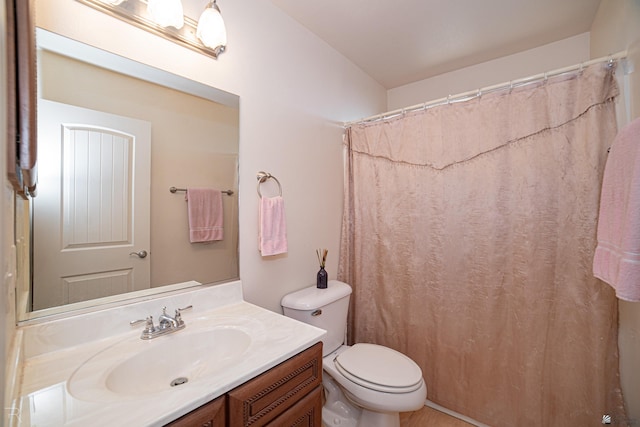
197 3 227 53
147 0 184 29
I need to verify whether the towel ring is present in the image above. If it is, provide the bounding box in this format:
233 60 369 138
256 171 282 197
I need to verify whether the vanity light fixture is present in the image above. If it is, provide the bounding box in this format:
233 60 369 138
196 0 227 55
75 0 227 59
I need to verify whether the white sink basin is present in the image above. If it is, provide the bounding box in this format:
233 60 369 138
68 326 251 402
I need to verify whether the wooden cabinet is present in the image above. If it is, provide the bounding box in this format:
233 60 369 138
228 342 322 427
166 395 226 427
265 386 322 427
165 342 323 427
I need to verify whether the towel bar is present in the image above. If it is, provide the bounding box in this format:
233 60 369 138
256 171 282 197
169 186 234 195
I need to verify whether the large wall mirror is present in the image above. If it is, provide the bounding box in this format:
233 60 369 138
18 29 239 321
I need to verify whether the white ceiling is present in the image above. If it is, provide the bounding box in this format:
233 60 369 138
267 0 603 89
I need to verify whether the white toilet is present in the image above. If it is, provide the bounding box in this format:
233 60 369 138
281 280 427 427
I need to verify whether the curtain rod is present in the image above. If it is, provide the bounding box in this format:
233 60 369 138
344 51 628 128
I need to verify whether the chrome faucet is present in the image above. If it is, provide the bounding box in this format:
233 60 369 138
159 306 180 329
130 305 193 340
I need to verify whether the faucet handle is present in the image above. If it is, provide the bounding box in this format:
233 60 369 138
130 316 155 334
174 305 193 326
130 318 145 326
176 305 193 314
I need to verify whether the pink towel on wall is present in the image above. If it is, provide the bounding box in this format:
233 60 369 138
186 188 224 243
259 196 288 256
593 117 640 302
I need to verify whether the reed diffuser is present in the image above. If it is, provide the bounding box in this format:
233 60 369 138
316 248 328 289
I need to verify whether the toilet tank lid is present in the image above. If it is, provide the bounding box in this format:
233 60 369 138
281 280 352 310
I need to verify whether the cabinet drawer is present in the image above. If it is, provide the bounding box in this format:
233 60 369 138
266 386 322 427
165 395 226 427
228 342 323 427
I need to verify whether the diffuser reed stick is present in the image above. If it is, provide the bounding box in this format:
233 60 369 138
316 248 328 269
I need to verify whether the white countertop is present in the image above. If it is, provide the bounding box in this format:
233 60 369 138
9 281 326 426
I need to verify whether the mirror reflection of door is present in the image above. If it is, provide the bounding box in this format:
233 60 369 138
33 100 151 310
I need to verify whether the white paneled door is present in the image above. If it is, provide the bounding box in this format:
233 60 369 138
34 100 151 310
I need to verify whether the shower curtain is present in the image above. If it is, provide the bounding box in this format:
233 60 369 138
338 63 626 426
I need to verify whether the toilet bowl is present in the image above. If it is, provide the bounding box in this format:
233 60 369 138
281 280 427 427
322 344 427 427
326 344 426 413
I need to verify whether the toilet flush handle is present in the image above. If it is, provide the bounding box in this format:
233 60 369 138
311 309 322 316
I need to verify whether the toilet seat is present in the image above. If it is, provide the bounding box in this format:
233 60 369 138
334 343 424 393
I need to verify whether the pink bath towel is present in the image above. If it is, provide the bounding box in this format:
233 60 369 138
593 117 640 302
186 188 223 243
259 196 288 256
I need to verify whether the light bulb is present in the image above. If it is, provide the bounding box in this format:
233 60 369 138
197 1 227 54
147 0 184 29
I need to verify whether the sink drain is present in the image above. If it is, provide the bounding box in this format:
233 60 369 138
170 377 189 387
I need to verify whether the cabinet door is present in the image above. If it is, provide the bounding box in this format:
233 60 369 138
228 342 322 427
266 386 322 427
165 395 226 427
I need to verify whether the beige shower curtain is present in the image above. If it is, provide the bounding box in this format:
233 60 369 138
338 63 626 426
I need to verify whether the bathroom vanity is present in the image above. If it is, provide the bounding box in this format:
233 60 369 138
8 281 326 426
168 343 322 426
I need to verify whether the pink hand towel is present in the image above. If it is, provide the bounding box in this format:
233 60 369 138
259 196 288 256
593 117 640 302
186 188 224 243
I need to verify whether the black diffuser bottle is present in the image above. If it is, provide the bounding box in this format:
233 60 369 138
317 266 328 289
316 249 328 289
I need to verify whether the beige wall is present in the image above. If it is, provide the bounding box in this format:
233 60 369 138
591 0 640 421
38 51 240 302
387 33 591 111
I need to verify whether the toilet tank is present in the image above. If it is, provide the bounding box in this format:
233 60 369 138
281 280 352 356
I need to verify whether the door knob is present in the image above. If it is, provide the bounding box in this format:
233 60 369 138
129 250 148 258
